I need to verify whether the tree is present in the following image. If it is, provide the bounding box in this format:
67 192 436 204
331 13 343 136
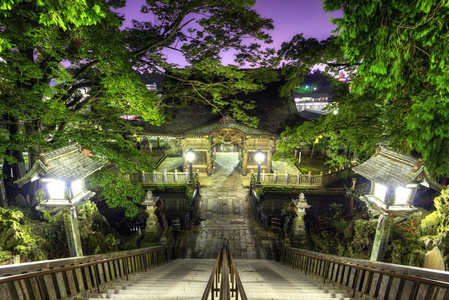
292 69 333 93
323 0 449 177
278 34 351 97
275 79 382 168
276 32 368 166
0 0 276 215
0 0 110 50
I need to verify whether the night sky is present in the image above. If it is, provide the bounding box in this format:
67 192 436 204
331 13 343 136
117 0 341 65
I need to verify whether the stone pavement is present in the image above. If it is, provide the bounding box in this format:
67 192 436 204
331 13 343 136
182 153 276 259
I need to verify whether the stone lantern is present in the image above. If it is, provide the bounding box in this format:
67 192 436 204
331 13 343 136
141 190 164 244
352 146 441 261
290 193 311 238
14 144 104 257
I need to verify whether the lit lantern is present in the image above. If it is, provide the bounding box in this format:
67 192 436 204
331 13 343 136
185 148 195 183
254 149 265 183
15 144 104 257
352 146 439 261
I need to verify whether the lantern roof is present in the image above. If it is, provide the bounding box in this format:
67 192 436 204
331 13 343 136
15 144 104 187
352 146 439 189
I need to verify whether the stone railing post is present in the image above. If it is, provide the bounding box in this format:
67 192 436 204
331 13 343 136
308 171 312 185
273 171 277 183
163 169 167 183
185 171 189 183
174 169 178 182
285 172 289 184
152 171 156 183
261 170 265 182
296 172 300 185
142 171 146 183
320 172 323 186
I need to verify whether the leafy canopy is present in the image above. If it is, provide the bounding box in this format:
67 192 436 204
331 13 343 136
1 0 276 215
323 0 449 176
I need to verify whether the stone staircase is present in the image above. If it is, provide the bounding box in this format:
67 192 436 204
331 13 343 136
236 260 359 300
86 258 360 300
86 259 215 300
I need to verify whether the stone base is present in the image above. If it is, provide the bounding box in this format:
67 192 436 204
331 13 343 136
141 232 161 248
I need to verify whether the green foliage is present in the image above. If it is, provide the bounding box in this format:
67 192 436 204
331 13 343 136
0 207 49 263
420 211 441 236
0 0 110 51
89 169 145 217
390 218 424 266
323 0 449 176
276 80 381 168
1 0 277 197
278 35 350 97
432 189 449 235
329 202 344 219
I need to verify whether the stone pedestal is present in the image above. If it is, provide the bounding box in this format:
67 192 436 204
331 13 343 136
63 207 83 257
370 213 391 261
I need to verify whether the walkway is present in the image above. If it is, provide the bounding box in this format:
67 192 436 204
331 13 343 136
182 153 275 259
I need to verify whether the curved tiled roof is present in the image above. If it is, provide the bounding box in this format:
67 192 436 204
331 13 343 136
14 144 104 186
352 146 424 188
183 117 271 135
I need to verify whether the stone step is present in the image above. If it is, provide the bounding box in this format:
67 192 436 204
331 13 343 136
88 259 360 300
236 260 355 299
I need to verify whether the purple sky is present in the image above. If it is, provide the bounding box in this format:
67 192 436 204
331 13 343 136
117 0 341 65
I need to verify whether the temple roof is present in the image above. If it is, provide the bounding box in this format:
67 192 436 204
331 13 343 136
140 80 300 136
352 146 425 188
14 144 104 187
183 116 271 135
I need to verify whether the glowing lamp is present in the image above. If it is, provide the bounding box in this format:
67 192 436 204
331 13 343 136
185 148 195 182
254 149 265 183
46 180 67 200
185 148 195 162
254 149 265 164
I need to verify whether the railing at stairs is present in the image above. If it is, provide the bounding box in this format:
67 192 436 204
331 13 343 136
0 244 175 300
202 239 247 300
278 247 449 300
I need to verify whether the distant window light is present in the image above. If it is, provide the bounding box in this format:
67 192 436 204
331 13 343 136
121 115 138 120
146 83 157 91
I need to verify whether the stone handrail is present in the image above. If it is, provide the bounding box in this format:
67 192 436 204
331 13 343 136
0 244 176 299
123 170 199 184
278 247 449 299
254 169 344 187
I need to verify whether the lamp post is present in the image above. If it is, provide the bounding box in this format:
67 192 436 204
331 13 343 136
361 182 416 261
254 149 265 184
42 177 90 258
185 148 195 183
13 144 104 258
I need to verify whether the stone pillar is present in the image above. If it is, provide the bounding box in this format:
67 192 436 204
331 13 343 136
63 207 83 257
370 213 391 261
267 150 272 173
206 149 212 176
242 150 248 176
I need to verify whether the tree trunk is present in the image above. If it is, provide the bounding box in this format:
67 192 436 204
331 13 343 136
2 116 26 182
25 121 43 166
